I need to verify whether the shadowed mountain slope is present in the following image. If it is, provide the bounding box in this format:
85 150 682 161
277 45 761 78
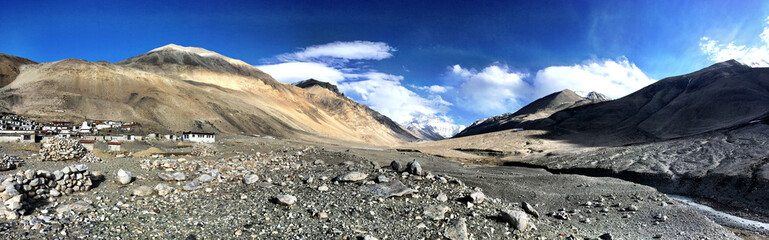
457 60 769 146
454 89 607 138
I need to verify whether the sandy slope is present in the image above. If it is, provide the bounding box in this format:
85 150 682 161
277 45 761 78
0 53 36 88
0 45 416 145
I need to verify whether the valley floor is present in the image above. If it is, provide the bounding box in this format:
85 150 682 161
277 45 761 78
0 136 753 239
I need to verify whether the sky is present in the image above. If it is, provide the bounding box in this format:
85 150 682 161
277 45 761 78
2 0 769 129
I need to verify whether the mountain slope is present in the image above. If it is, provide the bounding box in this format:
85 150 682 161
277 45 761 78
544 60 769 144
454 89 607 138
0 45 417 145
293 79 418 142
0 53 37 88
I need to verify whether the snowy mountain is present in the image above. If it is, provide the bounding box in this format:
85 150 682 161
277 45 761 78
402 115 465 141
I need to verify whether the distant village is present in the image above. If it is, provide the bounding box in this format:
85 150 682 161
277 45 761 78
0 112 215 150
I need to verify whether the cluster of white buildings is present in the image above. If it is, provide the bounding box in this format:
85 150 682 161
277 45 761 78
0 113 216 144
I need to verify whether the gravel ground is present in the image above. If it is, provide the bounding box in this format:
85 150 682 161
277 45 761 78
0 137 743 239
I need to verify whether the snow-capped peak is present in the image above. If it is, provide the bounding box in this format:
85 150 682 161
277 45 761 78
402 114 465 140
150 44 251 67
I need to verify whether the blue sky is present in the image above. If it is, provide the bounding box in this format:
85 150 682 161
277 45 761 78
2 0 769 127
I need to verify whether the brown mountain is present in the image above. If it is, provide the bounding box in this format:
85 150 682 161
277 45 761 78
0 53 37 88
0 44 416 145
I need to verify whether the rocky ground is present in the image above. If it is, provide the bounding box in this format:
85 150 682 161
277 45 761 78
0 136 744 239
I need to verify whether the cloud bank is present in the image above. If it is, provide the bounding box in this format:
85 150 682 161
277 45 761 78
700 17 769 67
257 62 344 84
258 41 657 129
449 64 531 114
278 41 396 62
447 58 653 115
531 58 654 99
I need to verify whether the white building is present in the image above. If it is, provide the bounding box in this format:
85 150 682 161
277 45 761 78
78 121 93 134
107 141 122 152
181 132 215 143
79 140 95 151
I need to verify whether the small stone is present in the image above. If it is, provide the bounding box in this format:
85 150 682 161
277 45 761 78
406 160 422 175
235 230 242 236
24 169 35 179
423 205 451 220
117 169 132 185
318 185 329 192
365 180 416 197
132 186 153 197
500 209 530 231
56 200 93 215
243 174 259 184
335 172 368 182
197 174 213 182
154 183 173 196
5 195 23 211
376 175 389 183
53 171 64 180
157 172 174 181
182 180 200 191
390 161 401 171
444 218 468 240
522 201 540 218
50 189 61 197
436 192 448 202
272 194 297 206
599 233 613 240
313 159 325 165
317 211 328 218
626 204 639 212
29 178 40 187
172 172 186 181
74 164 88 172
469 191 485 204
360 235 378 240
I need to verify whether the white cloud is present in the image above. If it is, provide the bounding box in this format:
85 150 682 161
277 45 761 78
700 17 769 67
412 85 449 93
531 57 655 99
450 64 531 114
338 73 451 123
427 85 447 93
256 62 345 84
278 41 395 61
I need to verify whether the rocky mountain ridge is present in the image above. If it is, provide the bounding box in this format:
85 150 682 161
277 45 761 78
455 89 608 138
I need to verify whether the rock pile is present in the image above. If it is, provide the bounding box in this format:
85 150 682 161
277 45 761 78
0 154 22 171
0 164 95 219
81 152 102 163
191 143 216 157
39 137 88 161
